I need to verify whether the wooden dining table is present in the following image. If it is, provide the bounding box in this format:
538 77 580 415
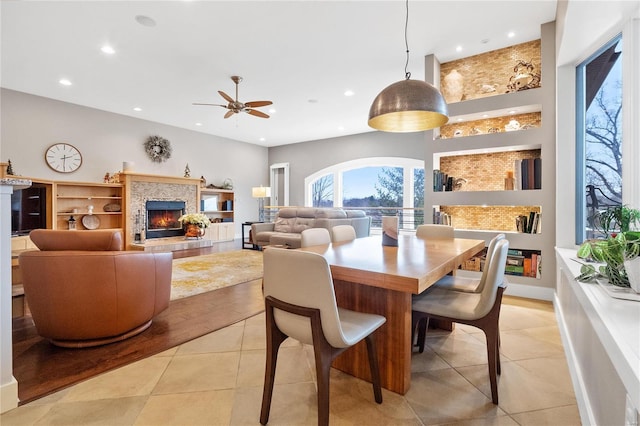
299 234 485 395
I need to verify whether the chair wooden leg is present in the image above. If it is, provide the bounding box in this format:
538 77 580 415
417 316 429 353
365 335 383 404
260 306 288 425
314 343 334 426
484 327 499 404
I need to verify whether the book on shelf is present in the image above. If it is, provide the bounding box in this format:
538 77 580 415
516 158 542 190
516 211 541 234
432 209 452 225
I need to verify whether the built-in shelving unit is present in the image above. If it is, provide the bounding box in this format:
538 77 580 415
425 22 556 297
53 181 123 230
199 188 235 242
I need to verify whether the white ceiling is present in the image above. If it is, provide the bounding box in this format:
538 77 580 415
1 1 557 147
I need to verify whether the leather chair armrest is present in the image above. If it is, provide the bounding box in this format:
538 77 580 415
252 222 275 234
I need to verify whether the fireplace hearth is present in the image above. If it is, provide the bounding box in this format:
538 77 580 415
146 200 185 239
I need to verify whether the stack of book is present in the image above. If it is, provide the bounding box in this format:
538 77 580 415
516 211 541 233
432 209 452 225
513 158 542 190
505 248 541 278
433 170 457 192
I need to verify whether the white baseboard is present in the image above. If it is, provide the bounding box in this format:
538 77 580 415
503 282 555 301
0 376 18 413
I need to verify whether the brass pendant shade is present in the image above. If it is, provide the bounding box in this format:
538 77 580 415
368 78 449 132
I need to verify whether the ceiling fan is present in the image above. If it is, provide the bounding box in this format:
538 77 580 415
193 76 273 119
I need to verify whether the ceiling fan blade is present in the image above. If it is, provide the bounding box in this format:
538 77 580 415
192 103 227 108
223 110 235 119
244 100 273 108
246 109 270 119
218 91 234 103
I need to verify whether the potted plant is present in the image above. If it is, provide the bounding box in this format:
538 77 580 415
178 213 211 239
576 204 640 292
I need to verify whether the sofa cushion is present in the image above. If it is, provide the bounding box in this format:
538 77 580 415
296 207 317 218
346 210 366 218
315 209 347 219
276 208 298 219
293 217 315 233
274 217 295 233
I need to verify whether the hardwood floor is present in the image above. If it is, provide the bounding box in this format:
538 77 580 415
12 241 265 405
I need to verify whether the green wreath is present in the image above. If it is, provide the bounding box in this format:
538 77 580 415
144 135 172 163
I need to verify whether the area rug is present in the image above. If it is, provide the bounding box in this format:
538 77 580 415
171 250 263 300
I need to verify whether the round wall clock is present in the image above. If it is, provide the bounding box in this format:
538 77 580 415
45 143 83 173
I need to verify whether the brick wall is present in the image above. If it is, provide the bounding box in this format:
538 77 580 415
439 205 541 232
438 149 541 191
440 39 541 102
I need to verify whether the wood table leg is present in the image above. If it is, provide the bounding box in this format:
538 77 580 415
332 279 412 395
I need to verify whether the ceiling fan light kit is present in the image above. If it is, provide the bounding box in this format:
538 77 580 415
368 0 449 133
193 75 272 119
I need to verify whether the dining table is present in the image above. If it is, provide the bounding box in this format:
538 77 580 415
299 233 485 395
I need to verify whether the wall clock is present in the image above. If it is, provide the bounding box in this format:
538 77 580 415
45 143 83 173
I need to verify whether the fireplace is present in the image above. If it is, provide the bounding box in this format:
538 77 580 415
145 200 185 239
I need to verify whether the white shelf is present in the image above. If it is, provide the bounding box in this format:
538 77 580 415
430 190 544 206
433 129 544 156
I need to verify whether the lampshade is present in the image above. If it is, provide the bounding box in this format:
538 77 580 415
252 186 271 198
368 78 449 132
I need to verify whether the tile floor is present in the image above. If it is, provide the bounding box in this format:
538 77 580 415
2 296 581 425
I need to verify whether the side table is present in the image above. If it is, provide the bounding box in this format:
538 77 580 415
242 221 261 250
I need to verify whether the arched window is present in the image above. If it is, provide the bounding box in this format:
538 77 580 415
305 157 425 227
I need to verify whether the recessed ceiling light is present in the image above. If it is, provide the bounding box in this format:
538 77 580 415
101 45 115 55
259 137 266 142
268 108 276 114
59 79 72 86
344 90 354 97
133 107 142 112
338 126 345 131
481 39 490 44
195 122 202 126
509 110 516 114
507 31 515 38
455 45 462 52
308 99 318 104
135 15 156 27
482 114 489 118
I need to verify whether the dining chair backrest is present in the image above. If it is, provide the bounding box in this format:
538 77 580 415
475 233 506 293
331 225 357 243
301 228 331 247
475 239 509 319
416 224 454 239
263 248 350 348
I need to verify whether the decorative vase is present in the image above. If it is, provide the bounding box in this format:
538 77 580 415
442 69 464 103
185 224 205 239
624 257 640 293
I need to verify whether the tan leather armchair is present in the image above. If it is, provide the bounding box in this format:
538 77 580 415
19 229 172 348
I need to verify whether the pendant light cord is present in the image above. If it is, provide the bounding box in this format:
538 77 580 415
404 0 411 80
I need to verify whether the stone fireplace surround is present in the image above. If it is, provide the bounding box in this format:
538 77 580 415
121 172 212 251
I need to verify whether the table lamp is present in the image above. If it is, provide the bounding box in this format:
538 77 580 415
252 186 271 222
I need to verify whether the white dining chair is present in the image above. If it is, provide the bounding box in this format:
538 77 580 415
260 248 386 426
331 224 356 242
415 224 454 238
411 239 509 404
432 233 506 293
301 228 331 247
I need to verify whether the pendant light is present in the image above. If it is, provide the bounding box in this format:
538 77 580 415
368 0 449 132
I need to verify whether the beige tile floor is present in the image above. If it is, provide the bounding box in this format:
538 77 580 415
2 297 581 426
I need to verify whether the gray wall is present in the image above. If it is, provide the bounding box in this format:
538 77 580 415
268 131 426 206
0 88 269 230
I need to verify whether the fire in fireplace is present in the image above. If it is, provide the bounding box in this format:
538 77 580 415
145 200 186 239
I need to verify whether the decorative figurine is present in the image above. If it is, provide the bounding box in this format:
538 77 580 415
104 172 111 183
184 164 191 178
6 160 14 175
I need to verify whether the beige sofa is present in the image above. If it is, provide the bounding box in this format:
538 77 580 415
251 207 370 248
